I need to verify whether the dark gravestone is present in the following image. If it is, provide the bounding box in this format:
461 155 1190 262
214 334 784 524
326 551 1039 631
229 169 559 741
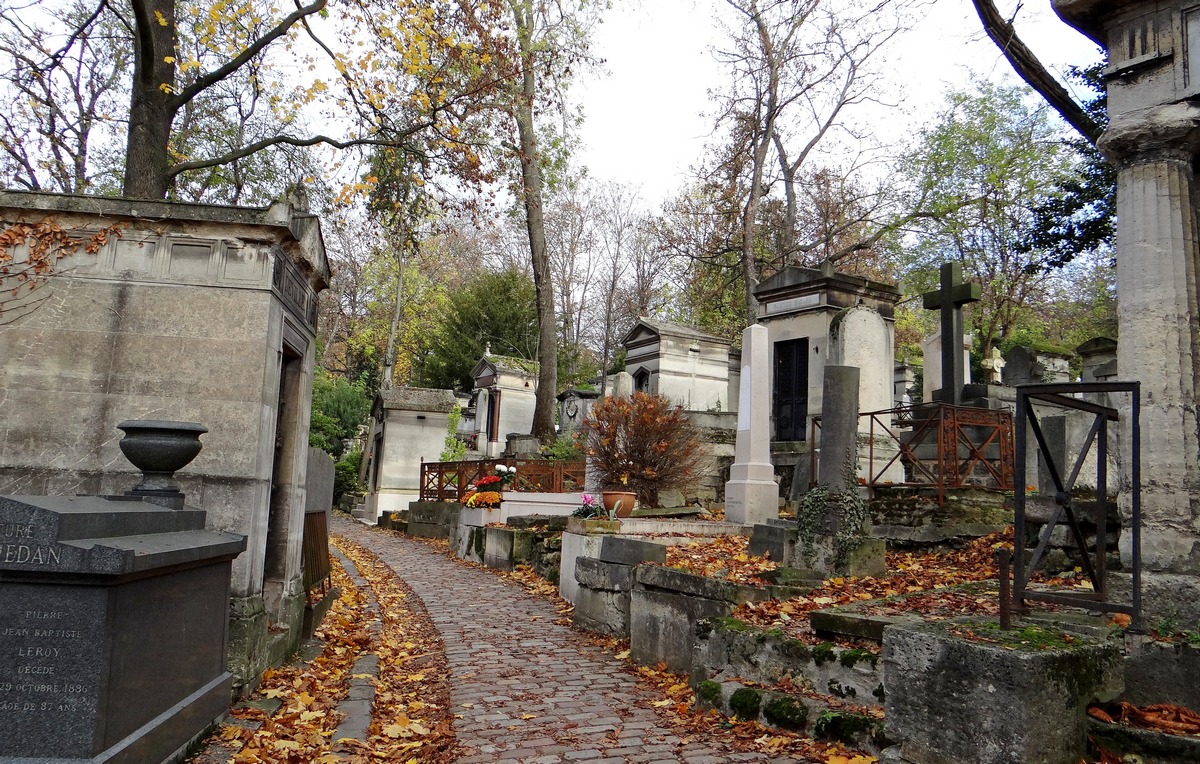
922 262 981 405
0 494 244 763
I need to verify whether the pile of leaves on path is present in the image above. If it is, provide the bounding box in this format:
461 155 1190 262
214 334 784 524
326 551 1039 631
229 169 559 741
191 536 457 764
734 533 1012 643
194 557 367 763
663 534 779 585
335 536 457 763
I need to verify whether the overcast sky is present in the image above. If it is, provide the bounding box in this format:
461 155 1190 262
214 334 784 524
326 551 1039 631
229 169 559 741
574 1 1101 206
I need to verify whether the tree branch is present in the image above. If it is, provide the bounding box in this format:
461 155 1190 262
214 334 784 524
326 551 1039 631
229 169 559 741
972 0 1102 145
171 0 327 107
165 129 432 178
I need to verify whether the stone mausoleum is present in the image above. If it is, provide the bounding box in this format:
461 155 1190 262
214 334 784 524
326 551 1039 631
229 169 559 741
0 190 330 691
364 386 458 520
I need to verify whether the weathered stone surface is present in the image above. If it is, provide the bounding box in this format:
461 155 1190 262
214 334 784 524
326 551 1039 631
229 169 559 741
811 608 916 643
482 527 533 572
573 587 631 637
693 617 884 704
1120 639 1200 709
406 501 462 539
748 522 797 563
574 556 635 592
506 514 570 531
599 535 666 566
558 531 607 604
1088 715 1200 764
629 587 732 672
883 620 1123 764
635 565 773 605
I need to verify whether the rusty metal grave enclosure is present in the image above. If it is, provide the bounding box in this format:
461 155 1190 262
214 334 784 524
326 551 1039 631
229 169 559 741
810 402 1015 502
1011 381 1142 630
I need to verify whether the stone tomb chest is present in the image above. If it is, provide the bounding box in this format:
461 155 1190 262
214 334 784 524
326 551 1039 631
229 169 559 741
0 495 244 763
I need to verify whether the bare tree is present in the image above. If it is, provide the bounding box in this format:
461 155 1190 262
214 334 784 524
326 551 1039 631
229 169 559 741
710 0 913 323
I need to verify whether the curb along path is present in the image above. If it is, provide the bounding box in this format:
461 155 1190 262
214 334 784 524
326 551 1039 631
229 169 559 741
332 517 791 764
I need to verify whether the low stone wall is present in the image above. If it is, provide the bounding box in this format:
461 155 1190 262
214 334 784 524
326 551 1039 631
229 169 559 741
692 617 884 704
869 487 1010 545
695 679 884 753
629 566 807 673
572 537 666 637
406 501 462 539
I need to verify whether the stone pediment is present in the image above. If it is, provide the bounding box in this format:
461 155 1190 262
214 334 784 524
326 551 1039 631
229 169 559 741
621 318 731 348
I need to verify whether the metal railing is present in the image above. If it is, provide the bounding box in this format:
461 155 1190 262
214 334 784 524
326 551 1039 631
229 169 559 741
810 402 1015 503
419 458 586 502
1010 381 1142 630
301 509 332 599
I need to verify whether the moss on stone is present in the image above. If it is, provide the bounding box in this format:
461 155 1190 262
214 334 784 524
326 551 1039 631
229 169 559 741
961 621 1082 651
697 680 723 704
762 695 808 730
814 710 878 742
714 616 752 632
838 648 879 669
728 687 763 720
811 641 836 666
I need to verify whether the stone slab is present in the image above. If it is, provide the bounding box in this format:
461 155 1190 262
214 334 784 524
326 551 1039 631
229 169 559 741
599 536 667 566
883 620 1123 764
558 532 606 605
635 565 773 605
575 557 635 592
1120 639 1200 709
573 587 631 637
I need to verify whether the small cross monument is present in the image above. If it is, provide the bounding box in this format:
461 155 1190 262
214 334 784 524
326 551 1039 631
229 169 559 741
922 262 980 405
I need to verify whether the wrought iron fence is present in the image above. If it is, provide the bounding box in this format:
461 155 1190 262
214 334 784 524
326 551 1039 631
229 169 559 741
419 458 586 502
1010 381 1142 629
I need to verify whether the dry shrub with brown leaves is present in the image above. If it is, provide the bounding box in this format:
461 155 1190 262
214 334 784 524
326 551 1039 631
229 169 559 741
580 391 706 507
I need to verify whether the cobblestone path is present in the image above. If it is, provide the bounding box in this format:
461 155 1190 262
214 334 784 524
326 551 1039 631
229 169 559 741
333 517 792 764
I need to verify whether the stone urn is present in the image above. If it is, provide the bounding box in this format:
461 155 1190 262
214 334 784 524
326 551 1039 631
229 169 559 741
117 419 208 495
601 490 637 518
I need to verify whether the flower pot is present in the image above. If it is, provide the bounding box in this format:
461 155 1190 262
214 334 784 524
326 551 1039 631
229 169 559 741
116 419 207 495
602 491 637 518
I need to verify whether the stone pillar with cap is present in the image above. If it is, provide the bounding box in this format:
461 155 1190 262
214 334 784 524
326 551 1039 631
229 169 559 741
724 324 779 525
1054 0 1200 620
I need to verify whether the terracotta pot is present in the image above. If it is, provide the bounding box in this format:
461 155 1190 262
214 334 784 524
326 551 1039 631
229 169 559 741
601 491 637 518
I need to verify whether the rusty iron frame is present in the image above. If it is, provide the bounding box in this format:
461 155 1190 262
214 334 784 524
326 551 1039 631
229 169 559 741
419 458 586 502
301 509 332 598
811 402 1015 503
1011 381 1142 630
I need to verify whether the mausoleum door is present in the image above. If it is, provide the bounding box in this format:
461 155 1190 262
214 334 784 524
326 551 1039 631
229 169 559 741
773 338 809 441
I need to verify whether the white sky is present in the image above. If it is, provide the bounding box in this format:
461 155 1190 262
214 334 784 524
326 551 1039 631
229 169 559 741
574 0 1102 205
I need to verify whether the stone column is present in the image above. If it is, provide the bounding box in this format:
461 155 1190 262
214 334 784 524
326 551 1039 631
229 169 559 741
1100 104 1200 614
725 324 779 525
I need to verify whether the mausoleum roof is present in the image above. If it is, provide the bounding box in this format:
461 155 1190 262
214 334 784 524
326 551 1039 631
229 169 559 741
622 318 731 347
472 354 540 380
377 386 458 413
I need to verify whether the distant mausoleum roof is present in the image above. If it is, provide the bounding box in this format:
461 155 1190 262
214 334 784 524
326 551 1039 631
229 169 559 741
377 386 458 413
472 353 539 380
622 318 732 347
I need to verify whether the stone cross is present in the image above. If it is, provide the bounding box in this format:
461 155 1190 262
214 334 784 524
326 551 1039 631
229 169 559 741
922 262 980 405
980 347 1006 385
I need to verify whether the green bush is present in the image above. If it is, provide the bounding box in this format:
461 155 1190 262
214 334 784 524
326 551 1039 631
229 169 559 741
541 433 584 461
334 450 363 502
439 404 467 462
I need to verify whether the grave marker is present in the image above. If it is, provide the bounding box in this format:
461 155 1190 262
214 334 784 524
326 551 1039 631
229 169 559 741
922 262 980 404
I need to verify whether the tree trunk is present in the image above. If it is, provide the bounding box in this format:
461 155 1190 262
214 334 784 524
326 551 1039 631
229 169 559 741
513 0 557 443
124 0 178 198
